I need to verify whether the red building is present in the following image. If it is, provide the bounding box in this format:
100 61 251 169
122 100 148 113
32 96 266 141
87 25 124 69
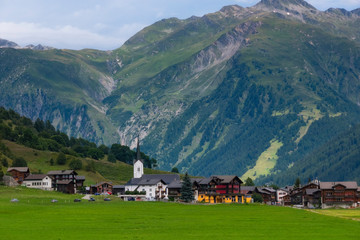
7 167 30 184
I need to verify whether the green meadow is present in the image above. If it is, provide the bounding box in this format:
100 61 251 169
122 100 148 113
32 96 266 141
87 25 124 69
0 187 359 240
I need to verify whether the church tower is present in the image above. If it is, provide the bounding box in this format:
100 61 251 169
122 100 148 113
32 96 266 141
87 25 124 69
133 137 144 178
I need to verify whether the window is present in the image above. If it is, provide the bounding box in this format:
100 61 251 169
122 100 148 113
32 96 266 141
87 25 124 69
149 188 152 192
137 168 140 172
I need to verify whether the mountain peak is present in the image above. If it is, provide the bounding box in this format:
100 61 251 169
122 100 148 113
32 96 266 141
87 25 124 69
256 0 316 10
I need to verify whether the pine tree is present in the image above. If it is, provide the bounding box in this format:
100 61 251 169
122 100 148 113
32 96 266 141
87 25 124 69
56 152 66 165
180 172 194 203
245 177 255 186
294 177 301 188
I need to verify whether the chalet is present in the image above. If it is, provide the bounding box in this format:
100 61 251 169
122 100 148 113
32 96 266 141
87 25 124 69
23 174 52 191
289 181 320 206
320 181 358 209
75 176 85 189
47 170 78 194
255 187 276 205
303 189 321 208
276 188 289 205
198 176 243 203
7 167 30 184
90 182 113 194
57 180 75 194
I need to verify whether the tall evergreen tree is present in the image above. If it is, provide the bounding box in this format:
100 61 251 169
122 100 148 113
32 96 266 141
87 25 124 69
180 172 194 203
244 177 255 186
294 177 301 188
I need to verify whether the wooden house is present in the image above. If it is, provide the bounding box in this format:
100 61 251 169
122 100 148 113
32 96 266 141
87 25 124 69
90 182 113 194
320 182 358 209
47 170 78 194
255 187 276 205
57 180 75 194
197 176 243 203
7 167 30 184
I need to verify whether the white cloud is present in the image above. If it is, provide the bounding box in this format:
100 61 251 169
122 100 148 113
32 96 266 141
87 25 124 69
0 21 145 50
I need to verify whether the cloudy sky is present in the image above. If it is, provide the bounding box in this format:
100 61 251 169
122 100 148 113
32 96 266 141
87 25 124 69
0 0 359 50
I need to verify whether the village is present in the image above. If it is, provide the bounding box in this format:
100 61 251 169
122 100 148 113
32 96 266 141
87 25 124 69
4 142 360 209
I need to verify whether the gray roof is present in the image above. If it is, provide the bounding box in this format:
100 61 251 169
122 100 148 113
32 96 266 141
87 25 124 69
57 180 73 185
320 181 358 190
168 180 182 189
212 175 243 184
113 185 125 189
24 174 49 181
240 186 256 192
305 189 320 195
7 167 29 173
47 170 77 176
126 174 180 186
75 176 85 180
138 178 166 185
263 187 276 193
197 178 213 185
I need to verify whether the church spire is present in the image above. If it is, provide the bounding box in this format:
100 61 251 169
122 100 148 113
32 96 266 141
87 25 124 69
133 136 144 178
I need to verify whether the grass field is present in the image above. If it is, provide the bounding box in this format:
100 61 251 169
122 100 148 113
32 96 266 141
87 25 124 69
1 187 360 240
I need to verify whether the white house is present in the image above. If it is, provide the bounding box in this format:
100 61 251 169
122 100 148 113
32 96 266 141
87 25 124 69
23 174 53 191
124 138 179 200
276 188 289 205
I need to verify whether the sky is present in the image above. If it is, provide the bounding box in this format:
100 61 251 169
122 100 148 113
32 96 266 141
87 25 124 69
0 0 359 50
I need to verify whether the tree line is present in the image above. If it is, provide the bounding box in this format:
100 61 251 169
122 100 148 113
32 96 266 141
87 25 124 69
0 107 157 168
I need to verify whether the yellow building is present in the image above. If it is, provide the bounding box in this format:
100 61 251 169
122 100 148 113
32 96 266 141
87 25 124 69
196 176 244 204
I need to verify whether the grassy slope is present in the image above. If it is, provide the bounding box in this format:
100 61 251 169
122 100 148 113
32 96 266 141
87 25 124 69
242 139 283 180
0 187 360 240
2 140 169 185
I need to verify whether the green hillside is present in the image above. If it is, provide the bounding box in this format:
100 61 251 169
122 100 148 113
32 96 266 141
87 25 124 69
0 108 165 184
1 0 360 182
260 124 360 185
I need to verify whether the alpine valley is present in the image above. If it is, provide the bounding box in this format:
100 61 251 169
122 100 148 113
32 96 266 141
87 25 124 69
1 0 360 184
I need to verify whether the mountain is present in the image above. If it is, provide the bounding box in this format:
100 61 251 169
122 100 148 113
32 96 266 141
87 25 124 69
1 1 360 183
0 38 19 48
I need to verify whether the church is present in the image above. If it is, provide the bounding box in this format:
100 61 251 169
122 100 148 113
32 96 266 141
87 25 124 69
124 139 180 201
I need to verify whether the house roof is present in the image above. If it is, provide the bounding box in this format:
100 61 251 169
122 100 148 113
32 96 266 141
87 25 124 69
305 189 320 195
168 180 182 189
197 178 213 185
256 187 273 195
75 176 85 180
320 181 358 190
211 175 243 184
113 185 125 189
262 187 276 193
57 180 73 185
240 186 256 192
47 170 78 176
95 181 113 187
138 178 166 185
126 174 180 186
7 167 29 173
24 174 49 181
